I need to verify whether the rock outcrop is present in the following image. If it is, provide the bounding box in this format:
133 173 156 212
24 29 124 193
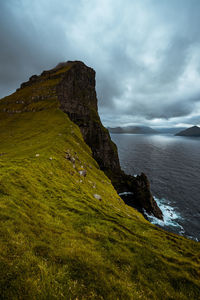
13 60 163 220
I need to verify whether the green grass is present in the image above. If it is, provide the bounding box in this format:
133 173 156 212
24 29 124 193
0 74 200 299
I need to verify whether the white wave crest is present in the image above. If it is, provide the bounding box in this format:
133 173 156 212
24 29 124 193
118 192 134 196
144 197 184 231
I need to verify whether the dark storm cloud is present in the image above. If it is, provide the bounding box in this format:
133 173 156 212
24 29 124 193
1 0 200 127
0 0 80 95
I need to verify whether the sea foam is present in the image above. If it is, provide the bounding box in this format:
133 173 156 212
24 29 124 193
144 197 184 231
118 192 134 196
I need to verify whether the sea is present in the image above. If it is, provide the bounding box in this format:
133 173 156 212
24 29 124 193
111 133 200 242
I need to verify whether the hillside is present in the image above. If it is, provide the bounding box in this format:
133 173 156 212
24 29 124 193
175 126 200 137
0 62 200 299
7 61 162 219
156 127 187 134
108 126 158 134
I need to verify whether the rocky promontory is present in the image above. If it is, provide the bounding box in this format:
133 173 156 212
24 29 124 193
11 61 163 219
2 61 200 300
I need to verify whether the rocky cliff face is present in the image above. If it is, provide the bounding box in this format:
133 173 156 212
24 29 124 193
55 61 162 220
56 61 121 173
12 60 163 220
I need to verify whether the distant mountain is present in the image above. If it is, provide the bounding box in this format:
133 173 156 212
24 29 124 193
108 126 158 134
156 127 187 134
175 126 200 136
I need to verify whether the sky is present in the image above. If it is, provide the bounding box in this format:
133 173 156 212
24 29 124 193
1 0 200 128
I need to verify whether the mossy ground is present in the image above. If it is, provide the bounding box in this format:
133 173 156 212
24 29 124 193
0 77 200 299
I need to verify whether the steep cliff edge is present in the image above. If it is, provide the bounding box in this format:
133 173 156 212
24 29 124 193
14 60 162 219
0 63 200 299
57 62 163 219
56 61 121 173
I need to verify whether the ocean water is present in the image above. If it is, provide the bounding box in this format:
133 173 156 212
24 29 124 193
111 133 200 241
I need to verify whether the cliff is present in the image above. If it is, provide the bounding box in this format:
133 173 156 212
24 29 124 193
56 62 121 173
0 62 200 299
13 61 162 219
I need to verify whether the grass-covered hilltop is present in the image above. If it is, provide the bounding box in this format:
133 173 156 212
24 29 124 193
0 62 200 299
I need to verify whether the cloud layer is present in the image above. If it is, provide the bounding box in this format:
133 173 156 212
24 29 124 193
1 0 200 127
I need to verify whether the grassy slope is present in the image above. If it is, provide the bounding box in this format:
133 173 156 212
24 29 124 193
0 80 200 300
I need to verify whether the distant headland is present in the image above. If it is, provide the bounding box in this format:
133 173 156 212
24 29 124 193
175 125 200 137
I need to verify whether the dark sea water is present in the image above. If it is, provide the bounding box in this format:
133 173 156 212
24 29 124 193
111 133 200 242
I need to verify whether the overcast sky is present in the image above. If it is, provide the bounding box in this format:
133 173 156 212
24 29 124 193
1 0 200 128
